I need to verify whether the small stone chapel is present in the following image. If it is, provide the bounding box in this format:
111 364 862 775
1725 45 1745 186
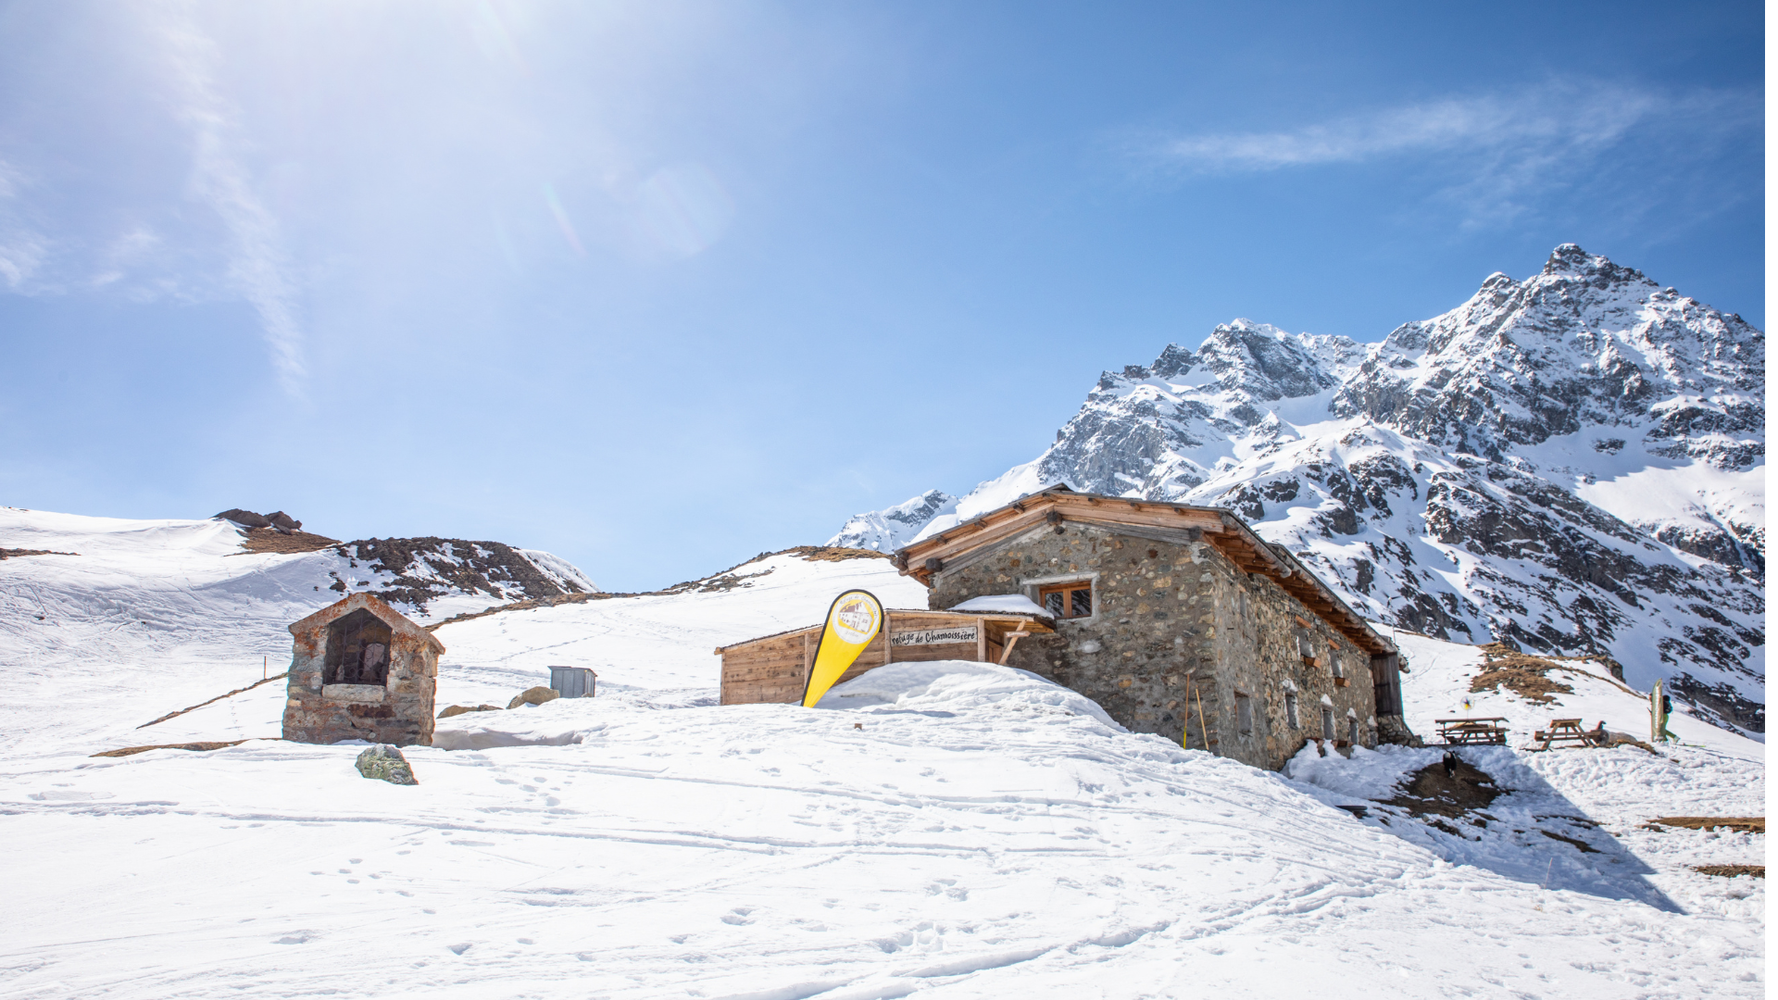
282 593 443 747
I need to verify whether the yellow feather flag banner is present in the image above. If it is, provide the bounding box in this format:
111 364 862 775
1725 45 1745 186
801 590 885 708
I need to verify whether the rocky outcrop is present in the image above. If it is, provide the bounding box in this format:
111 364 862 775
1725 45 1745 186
328 536 598 613
216 508 303 531
840 246 1766 735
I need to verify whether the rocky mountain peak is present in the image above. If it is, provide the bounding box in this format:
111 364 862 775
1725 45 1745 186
1541 243 1650 288
1194 319 1339 402
833 245 1766 736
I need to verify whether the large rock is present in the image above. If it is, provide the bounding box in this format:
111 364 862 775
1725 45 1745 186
508 686 560 710
355 744 418 785
438 704 500 719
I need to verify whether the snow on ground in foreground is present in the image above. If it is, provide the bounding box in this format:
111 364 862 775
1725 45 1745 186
0 515 1765 998
4 660 1764 999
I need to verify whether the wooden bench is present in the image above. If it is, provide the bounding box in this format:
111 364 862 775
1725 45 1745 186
1436 717 1508 746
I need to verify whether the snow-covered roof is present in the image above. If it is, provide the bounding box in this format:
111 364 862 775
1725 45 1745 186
948 594 1051 617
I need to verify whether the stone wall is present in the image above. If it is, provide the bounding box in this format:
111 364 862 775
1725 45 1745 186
925 519 1376 770
282 625 438 746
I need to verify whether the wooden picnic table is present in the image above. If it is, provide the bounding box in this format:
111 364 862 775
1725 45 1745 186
1435 717 1509 746
1532 718 1602 751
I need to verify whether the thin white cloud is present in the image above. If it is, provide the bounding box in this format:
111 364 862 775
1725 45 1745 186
1136 80 1758 231
160 4 306 390
0 229 46 289
1145 81 1755 173
0 160 49 290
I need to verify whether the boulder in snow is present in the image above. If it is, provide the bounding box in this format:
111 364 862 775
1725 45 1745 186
354 744 417 785
508 686 560 710
438 704 500 719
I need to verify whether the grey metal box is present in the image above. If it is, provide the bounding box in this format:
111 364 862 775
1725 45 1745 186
549 666 597 698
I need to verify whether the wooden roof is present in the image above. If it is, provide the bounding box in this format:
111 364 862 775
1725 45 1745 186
892 489 1396 656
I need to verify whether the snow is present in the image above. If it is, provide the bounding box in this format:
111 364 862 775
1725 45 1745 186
516 547 601 594
945 594 1050 617
0 508 1766 998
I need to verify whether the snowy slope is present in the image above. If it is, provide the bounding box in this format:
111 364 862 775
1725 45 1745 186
0 507 593 755
0 512 1765 998
839 246 1765 735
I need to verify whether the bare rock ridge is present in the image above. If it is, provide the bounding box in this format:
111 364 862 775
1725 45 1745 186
333 536 595 611
215 509 599 612
216 508 304 532
831 245 1766 735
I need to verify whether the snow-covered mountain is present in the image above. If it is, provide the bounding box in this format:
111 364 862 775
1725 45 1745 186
832 245 1765 735
829 489 958 551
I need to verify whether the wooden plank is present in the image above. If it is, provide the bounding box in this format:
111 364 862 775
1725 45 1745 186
976 618 987 662
717 639 809 659
726 684 803 706
721 664 806 684
719 652 806 671
721 641 806 660
725 658 804 674
917 507 1050 561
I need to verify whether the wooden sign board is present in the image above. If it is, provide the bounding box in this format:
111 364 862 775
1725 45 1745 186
892 626 977 646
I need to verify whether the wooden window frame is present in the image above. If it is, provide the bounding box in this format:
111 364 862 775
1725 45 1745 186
1038 580 1094 620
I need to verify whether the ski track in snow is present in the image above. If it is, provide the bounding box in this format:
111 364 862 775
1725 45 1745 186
0 509 1764 998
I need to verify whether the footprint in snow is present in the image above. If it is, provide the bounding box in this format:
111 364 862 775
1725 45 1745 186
448 943 472 955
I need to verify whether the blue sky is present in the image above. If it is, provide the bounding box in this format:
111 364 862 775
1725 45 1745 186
0 1 1763 590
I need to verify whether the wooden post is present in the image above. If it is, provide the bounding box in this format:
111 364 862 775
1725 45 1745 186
884 613 892 666
998 630 1029 665
975 618 988 662
1194 681 1211 755
802 630 812 687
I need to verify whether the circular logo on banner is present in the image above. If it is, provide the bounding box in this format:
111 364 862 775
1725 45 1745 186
832 594 881 644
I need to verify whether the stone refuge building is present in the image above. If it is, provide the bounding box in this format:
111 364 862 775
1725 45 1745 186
283 593 444 747
892 487 1409 770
